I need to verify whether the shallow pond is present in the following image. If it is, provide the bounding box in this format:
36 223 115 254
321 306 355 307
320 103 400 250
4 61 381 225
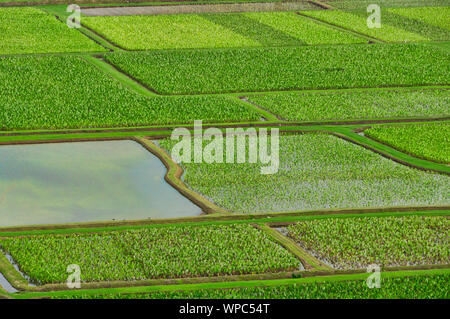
0 140 201 227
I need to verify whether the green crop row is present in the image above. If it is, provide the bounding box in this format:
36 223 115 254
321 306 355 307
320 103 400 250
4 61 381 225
302 9 427 42
0 224 300 284
286 216 449 270
303 7 449 42
242 12 364 45
247 89 450 122
0 7 104 55
53 273 450 299
83 12 363 50
159 134 449 213
344 6 450 41
0 55 261 130
365 123 450 164
83 14 259 50
388 7 449 30
105 44 450 94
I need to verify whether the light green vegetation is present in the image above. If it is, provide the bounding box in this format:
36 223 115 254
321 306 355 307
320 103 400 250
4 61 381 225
325 0 450 9
301 10 428 42
0 55 261 130
159 134 450 213
247 89 450 121
365 123 450 164
388 7 450 30
242 12 364 45
286 216 449 269
54 274 450 299
202 13 306 47
83 14 259 50
105 44 450 94
0 7 104 55
0 224 300 284
82 11 364 50
345 7 450 41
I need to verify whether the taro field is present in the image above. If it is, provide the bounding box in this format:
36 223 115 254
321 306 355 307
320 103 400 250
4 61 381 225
0 0 448 301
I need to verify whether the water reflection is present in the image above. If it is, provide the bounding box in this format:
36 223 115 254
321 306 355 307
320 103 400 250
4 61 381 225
0 140 201 227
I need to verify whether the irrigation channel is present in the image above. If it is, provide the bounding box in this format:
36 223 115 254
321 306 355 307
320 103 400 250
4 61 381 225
0 271 17 294
0 140 201 227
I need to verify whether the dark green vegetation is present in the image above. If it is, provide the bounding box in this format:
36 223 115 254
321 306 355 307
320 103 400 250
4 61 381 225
105 44 450 94
0 55 261 130
0 7 104 54
247 89 449 121
53 274 450 299
0 224 300 284
286 216 449 269
365 123 450 164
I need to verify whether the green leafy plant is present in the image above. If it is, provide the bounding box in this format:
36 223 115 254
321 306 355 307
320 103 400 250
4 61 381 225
0 224 300 284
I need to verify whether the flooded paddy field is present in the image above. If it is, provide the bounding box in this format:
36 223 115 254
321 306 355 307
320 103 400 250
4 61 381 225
0 140 201 227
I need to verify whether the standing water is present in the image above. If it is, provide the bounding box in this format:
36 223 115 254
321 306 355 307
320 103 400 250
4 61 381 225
0 140 201 227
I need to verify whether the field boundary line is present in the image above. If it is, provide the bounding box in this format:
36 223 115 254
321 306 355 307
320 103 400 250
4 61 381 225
238 97 281 121
307 0 334 10
255 224 331 271
228 85 450 97
295 11 383 43
0 208 448 235
331 128 450 175
158 83 450 96
0 117 448 138
100 55 163 95
11 268 450 299
51 14 115 52
78 21 127 51
82 55 159 97
0 0 301 7
134 137 228 214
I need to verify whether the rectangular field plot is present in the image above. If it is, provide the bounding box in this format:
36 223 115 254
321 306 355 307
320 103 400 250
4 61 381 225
285 216 450 269
0 55 261 130
0 141 201 227
388 7 449 30
241 12 364 45
0 224 300 284
82 14 260 50
55 273 450 299
82 12 364 50
365 123 450 164
105 44 450 94
301 9 429 42
246 89 450 122
159 134 449 213
384 7 450 41
0 7 104 55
